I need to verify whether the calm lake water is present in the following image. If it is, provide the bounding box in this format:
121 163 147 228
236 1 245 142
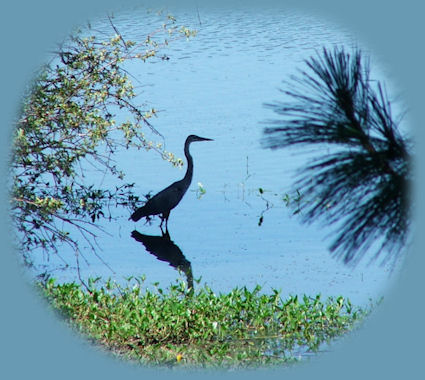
28 5 402 307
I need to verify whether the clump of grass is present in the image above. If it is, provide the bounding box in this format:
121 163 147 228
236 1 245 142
38 277 369 369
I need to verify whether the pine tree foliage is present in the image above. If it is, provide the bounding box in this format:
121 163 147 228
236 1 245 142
263 47 411 265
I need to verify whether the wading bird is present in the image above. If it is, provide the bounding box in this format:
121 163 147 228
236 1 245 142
129 135 213 231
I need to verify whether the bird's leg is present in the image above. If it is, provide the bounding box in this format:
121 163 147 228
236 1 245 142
163 210 170 234
162 229 170 240
159 210 170 234
159 216 165 234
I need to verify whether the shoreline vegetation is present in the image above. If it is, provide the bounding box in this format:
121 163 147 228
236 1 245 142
38 276 372 369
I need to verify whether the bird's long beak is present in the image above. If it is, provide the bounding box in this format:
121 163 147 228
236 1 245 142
198 136 213 141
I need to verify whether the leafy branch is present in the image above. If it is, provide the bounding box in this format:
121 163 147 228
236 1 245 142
11 13 196 265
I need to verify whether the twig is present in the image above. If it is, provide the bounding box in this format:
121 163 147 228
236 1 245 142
107 14 128 51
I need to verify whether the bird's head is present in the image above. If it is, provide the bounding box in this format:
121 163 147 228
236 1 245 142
186 135 213 144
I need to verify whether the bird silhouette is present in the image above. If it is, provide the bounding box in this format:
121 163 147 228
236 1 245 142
130 135 213 231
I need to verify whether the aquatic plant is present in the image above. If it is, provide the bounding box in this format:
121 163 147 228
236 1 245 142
39 277 369 369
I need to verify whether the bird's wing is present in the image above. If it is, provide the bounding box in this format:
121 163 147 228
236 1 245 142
145 180 187 213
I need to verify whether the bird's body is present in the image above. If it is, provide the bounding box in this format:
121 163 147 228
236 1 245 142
130 178 187 221
130 135 212 230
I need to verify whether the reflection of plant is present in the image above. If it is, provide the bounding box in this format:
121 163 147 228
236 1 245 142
263 47 411 265
282 189 303 215
11 14 196 265
257 187 272 226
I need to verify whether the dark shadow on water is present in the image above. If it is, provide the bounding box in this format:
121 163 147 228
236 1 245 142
130 230 193 290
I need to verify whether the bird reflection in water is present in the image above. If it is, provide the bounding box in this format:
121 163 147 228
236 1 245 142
131 230 193 290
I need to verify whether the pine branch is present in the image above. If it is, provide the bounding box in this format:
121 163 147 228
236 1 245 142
262 47 411 265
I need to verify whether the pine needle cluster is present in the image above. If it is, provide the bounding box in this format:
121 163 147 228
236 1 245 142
263 47 411 265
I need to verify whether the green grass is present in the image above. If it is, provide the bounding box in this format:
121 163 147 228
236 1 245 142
38 277 370 369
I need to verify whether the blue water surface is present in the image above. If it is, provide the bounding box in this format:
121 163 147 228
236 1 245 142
28 5 403 307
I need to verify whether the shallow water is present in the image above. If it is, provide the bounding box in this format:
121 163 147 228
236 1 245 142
28 5 402 307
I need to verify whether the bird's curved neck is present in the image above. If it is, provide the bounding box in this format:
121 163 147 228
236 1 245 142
183 141 194 183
